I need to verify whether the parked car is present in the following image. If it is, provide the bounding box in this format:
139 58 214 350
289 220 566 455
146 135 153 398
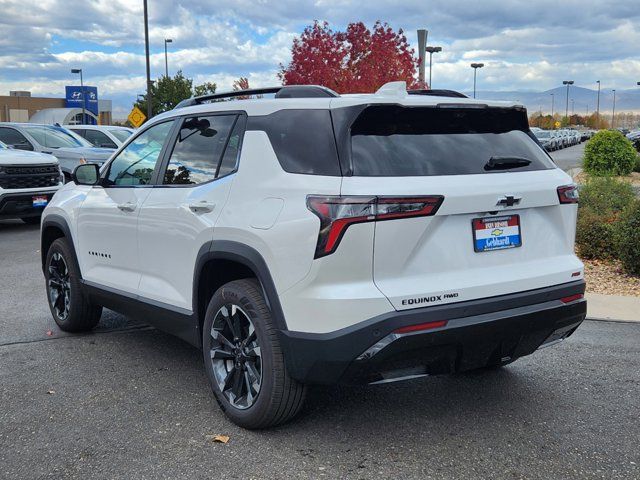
534 130 557 151
0 123 115 178
40 82 586 429
0 139 63 223
68 125 134 148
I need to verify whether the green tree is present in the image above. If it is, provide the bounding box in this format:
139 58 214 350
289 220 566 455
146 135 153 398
134 71 217 120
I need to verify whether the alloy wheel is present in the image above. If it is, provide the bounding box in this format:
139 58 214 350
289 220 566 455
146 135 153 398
48 252 71 320
209 304 262 409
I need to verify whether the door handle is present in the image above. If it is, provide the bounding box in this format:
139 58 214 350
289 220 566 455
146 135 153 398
188 201 215 213
117 202 136 212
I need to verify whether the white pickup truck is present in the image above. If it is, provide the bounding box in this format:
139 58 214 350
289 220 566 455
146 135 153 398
0 141 62 224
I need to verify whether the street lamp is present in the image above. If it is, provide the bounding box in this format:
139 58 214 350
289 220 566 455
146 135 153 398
70 68 86 125
143 0 153 119
563 80 574 124
471 63 484 99
417 29 428 87
596 80 601 127
550 93 555 122
164 38 173 78
571 98 575 116
612 89 616 129
425 46 442 88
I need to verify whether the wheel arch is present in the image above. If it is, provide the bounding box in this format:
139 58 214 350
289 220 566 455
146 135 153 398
193 240 288 347
41 214 81 277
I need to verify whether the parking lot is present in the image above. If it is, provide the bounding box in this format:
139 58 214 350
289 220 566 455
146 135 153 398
1 183 639 479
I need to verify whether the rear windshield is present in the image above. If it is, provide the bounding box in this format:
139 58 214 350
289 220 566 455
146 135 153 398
350 106 555 176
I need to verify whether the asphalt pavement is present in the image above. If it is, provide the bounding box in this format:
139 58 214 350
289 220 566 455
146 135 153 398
2 176 639 479
549 142 585 171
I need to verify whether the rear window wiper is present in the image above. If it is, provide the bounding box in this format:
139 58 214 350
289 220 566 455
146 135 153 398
484 156 532 171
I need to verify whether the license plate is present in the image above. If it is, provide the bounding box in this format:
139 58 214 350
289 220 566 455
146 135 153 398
32 195 48 208
472 215 522 252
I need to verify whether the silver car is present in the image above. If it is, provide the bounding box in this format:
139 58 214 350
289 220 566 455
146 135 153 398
0 123 115 177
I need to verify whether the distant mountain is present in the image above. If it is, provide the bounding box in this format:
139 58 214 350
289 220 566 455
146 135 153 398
470 86 640 115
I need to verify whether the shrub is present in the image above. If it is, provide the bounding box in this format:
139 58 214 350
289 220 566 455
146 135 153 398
575 177 634 260
615 200 640 275
583 130 637 176
578 177 635 215
634 155 640 173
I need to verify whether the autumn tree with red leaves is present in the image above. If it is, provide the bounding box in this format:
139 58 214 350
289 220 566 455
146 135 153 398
279 21 420 93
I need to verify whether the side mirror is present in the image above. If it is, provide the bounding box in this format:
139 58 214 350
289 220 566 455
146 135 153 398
72 164 100 186
12 143 34 151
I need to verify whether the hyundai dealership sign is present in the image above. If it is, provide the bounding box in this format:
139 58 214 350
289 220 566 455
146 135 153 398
65 86 99 115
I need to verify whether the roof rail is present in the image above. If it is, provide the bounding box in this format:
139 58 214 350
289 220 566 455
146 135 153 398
408 89 468 98
174 85 339 109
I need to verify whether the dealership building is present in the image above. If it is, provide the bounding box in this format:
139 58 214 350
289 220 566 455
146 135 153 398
0 87 113 125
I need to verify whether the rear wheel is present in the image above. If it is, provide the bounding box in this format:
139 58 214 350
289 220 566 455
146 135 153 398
45 238 102 332
202 279 306 429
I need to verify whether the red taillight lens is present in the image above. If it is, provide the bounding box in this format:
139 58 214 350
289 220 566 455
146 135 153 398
307 195 444 258
394 320 448 334
557 184 579 204
560 293 584 304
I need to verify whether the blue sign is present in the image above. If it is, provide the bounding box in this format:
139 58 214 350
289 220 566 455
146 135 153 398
65 86 99 124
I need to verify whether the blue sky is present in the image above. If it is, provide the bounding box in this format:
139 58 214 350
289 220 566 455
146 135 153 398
1 0 639 118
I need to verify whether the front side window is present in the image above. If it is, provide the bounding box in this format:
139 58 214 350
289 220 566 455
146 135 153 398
0 127 33 149
85 130 117 148
163 115 236 185
105 121 174 186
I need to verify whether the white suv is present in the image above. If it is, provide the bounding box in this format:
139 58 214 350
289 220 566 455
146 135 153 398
40 82 586 429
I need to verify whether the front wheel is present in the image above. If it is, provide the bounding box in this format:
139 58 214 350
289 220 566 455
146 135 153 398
202 279 306 429
45 238 102 332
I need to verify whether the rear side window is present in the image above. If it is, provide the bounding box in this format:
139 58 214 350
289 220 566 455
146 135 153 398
350 106 555 176
163 115 236 185
248 109 340 176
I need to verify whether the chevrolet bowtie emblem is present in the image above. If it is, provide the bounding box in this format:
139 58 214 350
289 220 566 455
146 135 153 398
497 195 521 207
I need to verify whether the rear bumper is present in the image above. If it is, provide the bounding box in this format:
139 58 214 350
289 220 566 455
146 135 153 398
279 280 586 385
0 190 57 219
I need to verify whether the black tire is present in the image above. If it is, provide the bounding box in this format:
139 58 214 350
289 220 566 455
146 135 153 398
21 216 41 225
202 279 306 429
45 237 102 332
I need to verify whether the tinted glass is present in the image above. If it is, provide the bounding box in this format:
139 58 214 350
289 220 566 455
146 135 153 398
84 130 117 148
350 106 555 176
106 121 173 186
0 127 32 147
248 110 340 175
217 117 244 178
163 115 235 185
22 126 87 148
109 129 133 142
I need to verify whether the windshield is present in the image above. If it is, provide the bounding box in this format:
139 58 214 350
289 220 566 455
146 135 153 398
109 129 133 142
23 126 91 149
536 131 551 138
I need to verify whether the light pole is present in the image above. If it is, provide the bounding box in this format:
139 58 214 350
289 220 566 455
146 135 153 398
571 98 575 116
612 89 616 129
417 29 428 87
563 80 574 125
164 38 173 78
143 0 153 119
596 80 601 128
550 93 555 122
471 63 484 99
425 46 442 88
70 68 85 124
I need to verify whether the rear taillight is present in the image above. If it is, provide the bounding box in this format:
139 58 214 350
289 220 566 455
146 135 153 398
557 184 579 204
394 320 448 334
307 195 444 258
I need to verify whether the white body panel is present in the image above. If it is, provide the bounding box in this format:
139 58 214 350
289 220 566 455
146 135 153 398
76 187 152 293
341 169 583 311
137 176 234 311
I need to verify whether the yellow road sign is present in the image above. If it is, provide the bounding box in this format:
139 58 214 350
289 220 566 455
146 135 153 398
128 106 146 128
554 121 561 128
